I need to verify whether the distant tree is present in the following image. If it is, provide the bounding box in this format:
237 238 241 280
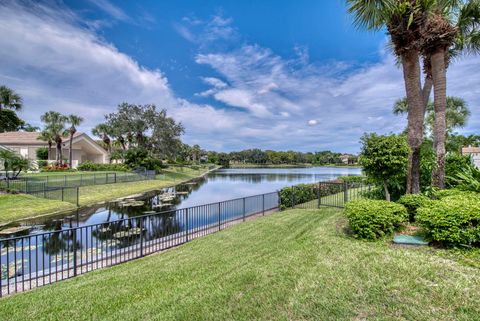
92 123 113 155
447 134 480 153
0 85 22 111
359 134 409 201
66 115 84 168
40 111 68 164
0 149 29 178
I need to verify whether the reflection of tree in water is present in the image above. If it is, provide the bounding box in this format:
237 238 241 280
144 210 181 240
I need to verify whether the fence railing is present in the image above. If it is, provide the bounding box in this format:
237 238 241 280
0 180 369 297
0 191 279 296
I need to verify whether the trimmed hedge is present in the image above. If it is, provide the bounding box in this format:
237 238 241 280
416 194 480 246
279 184 316 210
77 161 129 172
345 199 408 240
397 194 433 222
433 188 479 200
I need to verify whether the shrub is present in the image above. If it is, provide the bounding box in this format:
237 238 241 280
37 160 48 168
432 188 479 200
338 176 366 183
279 184 316 210
445 153 475 188
397 194 433 222
77 161 129 172
345 199 408 240
35 147 49 160
416 194 480 246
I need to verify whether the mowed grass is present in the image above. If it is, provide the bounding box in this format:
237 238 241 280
2 208 479 321
0 194 75 223
0 166 215 223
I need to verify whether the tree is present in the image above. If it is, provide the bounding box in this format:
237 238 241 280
66 115 84 168
38 130 54 161
0 109 24 132
92 123 113 155
0 85 22 111
40 111 68 164
0 149 29 178
393 96 471 134
20 123 40 132
447 133 480 152
359 134 409 201
420 0 480 189
347 0 427 194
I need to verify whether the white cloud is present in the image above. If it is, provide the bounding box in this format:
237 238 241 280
308 120 318 126
87 0 131 23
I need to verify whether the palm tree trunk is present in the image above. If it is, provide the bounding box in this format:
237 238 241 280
69 133 74 168
422 75 433 114
56 140 62 164
402 50 425 194
48 141 52 161
431 49 447 189
383 180 391 202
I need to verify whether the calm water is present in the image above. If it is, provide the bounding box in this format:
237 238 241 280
13 167 362 231
0 167 361 281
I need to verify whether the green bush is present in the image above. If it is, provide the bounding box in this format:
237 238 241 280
416 194 480 246
77 161 129 172
397 194 433 222
337 176 366 182
35 147 49 160
445 153 474 188
345 199 408 240
432 189 479 200
279 184 316 210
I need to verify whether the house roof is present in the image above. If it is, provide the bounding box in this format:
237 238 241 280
0 131 82 145
462 146 480 154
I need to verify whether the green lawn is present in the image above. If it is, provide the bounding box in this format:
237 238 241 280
0 165 216 224
0 194 76 223
2 207 479 320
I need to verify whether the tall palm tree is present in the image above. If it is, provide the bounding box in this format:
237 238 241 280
38 130 54 160
66 115 84 168
347 0 427 193
420 0 480 188
40 111 68 164
0 85 22 111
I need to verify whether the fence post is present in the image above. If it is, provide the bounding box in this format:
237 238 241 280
6 177 9 189
76 187 79 207
139 218 144 257
72 228 77 277
243 197 246 221
218 202 221 231
185 208 189 242
344 181 349 204
61 188 64 202
64 175 66 187
43 182 47 198
93 173 96 185
25 178 28 194
292 186 296 209
114 173 117 184
262 194 265 216
317 183 320 208
80 174 83 186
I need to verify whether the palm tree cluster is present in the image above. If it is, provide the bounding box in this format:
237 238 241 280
347 0 480 193
39 111 84 168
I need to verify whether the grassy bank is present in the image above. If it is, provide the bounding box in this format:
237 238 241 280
0 194 76 224
0 165 215 224
2 207 479 320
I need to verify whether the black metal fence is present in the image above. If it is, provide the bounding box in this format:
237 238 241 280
0 170 156 205
1 170 155 191
279 180 370 209
0 191 279 296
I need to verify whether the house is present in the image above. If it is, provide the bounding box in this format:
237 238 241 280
461 146 480 168
0 131 109 168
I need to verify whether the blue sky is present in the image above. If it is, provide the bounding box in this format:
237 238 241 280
0 0 479 153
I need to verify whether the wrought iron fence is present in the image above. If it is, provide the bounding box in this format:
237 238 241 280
279 180 371 209
0 191 279 296
1 170 155 192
